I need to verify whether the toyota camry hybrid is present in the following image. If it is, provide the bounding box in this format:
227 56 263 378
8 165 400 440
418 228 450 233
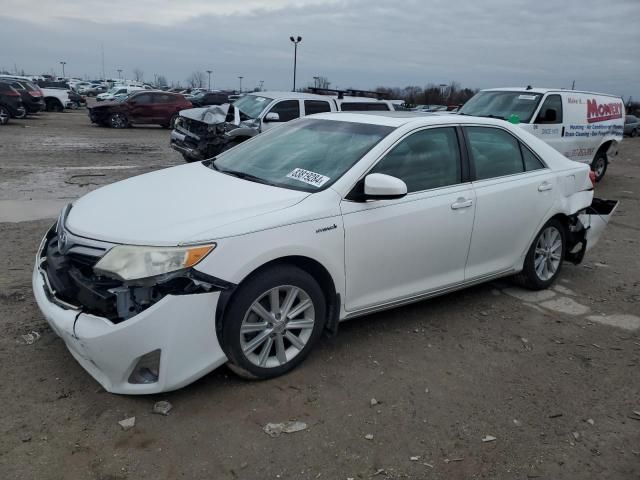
33 112 617 394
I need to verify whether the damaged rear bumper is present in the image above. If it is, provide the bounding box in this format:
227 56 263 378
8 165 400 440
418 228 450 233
32 231 230 394
566 197 619 264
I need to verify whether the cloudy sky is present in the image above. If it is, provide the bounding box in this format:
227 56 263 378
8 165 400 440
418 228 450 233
0 0 638 97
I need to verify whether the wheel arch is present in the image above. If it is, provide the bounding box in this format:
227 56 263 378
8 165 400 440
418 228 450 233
45 96 63 110
214 255 340 338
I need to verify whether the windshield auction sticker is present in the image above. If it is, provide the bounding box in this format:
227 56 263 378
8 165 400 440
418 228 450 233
286 168 330 188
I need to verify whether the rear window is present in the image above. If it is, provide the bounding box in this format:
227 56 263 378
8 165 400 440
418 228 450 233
340 102 390 111
304 100 332 115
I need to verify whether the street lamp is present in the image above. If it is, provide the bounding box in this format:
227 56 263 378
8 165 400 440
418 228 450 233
59 61 67 78
206 70 213 90
238 76 243 93
117 69 122 80
289 35 302 91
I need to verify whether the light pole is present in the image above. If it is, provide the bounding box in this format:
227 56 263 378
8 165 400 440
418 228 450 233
117 69 122 80
238 76 243 93
59 61 67 78
289 35 302 91
206 70 213 90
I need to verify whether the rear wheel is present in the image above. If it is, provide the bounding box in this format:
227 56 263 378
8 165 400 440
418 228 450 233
222 265 326 380
590 151 607 182
513 219 565 290
109 112 128 129
631 128 638 138
0 106 10 125
45 98 64 112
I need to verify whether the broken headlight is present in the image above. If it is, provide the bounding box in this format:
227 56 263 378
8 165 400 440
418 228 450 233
94 244 215 281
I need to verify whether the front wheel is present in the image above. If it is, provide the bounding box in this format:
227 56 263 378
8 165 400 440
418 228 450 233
591 151 607 182
109 112 128 129
631 129 638 138
514 219 565 290
222 265 326 379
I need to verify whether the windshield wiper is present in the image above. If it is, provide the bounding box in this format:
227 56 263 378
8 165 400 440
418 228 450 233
219 169 271 185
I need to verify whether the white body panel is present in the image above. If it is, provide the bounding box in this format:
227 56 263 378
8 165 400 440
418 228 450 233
33 113 611 394
480 88 624 165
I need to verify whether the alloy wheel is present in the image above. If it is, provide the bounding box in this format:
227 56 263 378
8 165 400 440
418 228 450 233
0 106 9 125
593 157 606 178
110 113 127 128
534 226 562 281
240 285 315 368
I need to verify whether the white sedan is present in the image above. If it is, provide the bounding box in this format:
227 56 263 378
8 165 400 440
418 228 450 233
33 112 617 394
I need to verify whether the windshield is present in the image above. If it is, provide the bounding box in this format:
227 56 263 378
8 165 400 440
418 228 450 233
208 118 393 192
233 95 273 119
459 91 543 122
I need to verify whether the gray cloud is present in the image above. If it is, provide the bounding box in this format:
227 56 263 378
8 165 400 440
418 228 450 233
0 0 638 97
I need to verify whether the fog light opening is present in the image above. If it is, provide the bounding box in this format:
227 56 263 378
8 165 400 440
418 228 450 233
128 349 161 384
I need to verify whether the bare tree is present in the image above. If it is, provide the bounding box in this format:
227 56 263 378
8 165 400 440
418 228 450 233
186 71 206 89
156 75 168 87
133 68 144 82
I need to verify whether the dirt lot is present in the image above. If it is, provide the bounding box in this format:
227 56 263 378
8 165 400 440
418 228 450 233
0 109 639 480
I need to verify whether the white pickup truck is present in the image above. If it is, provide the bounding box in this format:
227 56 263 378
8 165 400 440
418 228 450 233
41 88 74 111
171 90 396 162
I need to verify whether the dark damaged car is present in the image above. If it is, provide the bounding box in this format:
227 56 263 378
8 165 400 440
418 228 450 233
170 91 395 162
89 91 191 128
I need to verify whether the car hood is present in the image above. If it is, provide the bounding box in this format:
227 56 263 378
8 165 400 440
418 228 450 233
89 101 121 109
179 104 239 125
65 162 310 246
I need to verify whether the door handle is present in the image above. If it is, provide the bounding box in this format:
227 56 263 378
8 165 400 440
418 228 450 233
538 182 553 192
451 198 473 210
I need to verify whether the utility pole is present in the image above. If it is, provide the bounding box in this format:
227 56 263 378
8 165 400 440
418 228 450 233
60 61 67 78
206 70 212 90
238 76 243 93
289 35 302 91
571 80 575 90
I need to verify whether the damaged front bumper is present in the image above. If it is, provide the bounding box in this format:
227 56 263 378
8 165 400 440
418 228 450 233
32 228 231 394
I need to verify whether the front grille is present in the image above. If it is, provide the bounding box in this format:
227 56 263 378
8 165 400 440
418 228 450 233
180 118 209 137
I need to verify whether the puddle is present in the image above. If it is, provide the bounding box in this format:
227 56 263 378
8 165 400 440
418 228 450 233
539 297 590 316
0 199 68 222
586 314 640 331
502 288 556 303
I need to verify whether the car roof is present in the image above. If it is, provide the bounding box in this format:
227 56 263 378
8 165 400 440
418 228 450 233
251 91 335 101
481 87 621 99
309 111 514 128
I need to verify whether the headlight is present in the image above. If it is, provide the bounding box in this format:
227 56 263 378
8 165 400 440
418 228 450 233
94 244 215 281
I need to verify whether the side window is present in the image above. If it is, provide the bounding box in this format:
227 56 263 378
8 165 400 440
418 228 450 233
370 127 461 193
535 94 563 124
304 100 331 115
466 127 524 180
131 93 152 104
521 144 545 171
154 94 173 103
341 102 390 111
268 100 300 122
116 89 127 95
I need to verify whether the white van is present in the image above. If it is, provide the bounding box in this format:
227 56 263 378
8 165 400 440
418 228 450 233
459 88 625 181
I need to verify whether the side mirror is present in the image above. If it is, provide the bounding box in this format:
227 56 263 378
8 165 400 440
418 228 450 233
264 112 280 122
363 173 407 200
542 108 557 122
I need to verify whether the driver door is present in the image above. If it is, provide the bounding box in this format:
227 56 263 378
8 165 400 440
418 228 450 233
341 127 475 312
261 100 301 132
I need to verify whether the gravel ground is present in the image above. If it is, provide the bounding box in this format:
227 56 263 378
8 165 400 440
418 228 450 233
0 109 639 480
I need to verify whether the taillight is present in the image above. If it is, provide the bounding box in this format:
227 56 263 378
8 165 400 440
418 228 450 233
588 170 596 187
6 90 20 97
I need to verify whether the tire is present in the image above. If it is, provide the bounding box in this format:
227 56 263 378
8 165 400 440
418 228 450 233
14 109 27 119
169 114 178 129
513 219 566 290
222 265 327 380
631 129 638 138
109 112 128 129
0 105 10 125
45 98 64 112
590 151 607 182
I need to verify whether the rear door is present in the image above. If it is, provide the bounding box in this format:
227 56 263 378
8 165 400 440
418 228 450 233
342 126 475 311
152 93 176 123
463 126 555 279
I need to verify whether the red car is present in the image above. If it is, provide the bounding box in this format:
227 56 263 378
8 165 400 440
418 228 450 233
88 91 192 128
